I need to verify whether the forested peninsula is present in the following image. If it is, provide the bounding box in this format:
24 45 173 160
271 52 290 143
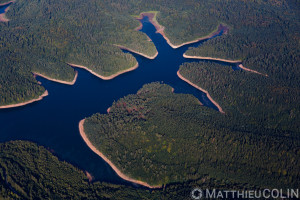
1 141 263 199
82 82 299 188
1 0 299 195
1 0 161 106
135 11 227 49
79 0 299 189
3 0 293 107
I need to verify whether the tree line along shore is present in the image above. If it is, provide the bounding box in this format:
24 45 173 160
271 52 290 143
1 0 299 194
1 0 283 107
1 140 265 199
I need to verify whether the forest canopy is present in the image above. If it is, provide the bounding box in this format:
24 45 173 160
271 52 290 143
2 0 298 106
0 141 260 199
84 82 300 187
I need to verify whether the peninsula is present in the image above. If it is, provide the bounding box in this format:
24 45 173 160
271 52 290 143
177 71 225 114
0 90 48 109
136 12 227 49
183 54 267 76
33 71 78 85
68 62 139 80
115 45 158 59
79 119 161 188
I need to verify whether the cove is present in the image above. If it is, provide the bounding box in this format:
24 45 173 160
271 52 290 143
0 1 12 22
0 3 11 14
0 16 238 187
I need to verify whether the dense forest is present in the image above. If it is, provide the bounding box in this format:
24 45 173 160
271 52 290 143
84 83 300 187
0 0 157 105
1 0 299 197
2 0 298 106
179 62 300 134
0 141 259 199
184 0 300 83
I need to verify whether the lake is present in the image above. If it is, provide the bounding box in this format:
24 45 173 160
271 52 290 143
0 2 11 14
0 16 238 187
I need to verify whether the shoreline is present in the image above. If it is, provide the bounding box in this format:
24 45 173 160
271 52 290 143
177 71 225 114
136 12 226 49
183 54 242 63
79 119 161 188
183 54 268 76
238 64 268 76
68 62 139 80
0 1 14 22
0 90 48 109
138 12 267 77
115 44 158 59
33 71 78 85
85 171 94 183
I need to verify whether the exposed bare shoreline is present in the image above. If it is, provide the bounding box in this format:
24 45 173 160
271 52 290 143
0 60 137 108
138 12 267 77
79 119 161 188
238 64 268 76
85 171 94 182
68 62 138 80
33 71 78 85
115 45 158 59
0 1 14 22
0 90 48 109
183 54 242 63
183 54 267 76
136 12 227 49
177 71 225 114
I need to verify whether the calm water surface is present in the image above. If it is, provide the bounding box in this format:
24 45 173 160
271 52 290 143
0 2 11 14
0 16 238 186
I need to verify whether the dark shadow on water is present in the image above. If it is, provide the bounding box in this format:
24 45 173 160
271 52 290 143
0 16 238 187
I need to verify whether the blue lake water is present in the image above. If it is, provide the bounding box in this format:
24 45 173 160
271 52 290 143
0 2 11 14
0 16 238 187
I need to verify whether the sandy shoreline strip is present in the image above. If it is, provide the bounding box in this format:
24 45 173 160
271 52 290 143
136 12 226 49
0 1 14 6
68 62 138 80
138 12 267 77
115 45 158 59
33 71 78 85
183 54 242 63
79 119 161 188
0 90 48 109
0 1 14 22
238 64 268 76
183 54 267 76
85 171 94 183
177 71 225 114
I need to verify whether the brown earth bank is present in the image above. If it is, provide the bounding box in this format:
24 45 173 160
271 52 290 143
0 90 48 109
0 1 14 22
78 119 162 188
33 71 78 85
85 171 94 183
183 54 267 76
68 62 139 80
136 12 228 49
238 64 268 76
177 71 225 114
115 44 158 59
183 54 242 63
0 61 138 108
